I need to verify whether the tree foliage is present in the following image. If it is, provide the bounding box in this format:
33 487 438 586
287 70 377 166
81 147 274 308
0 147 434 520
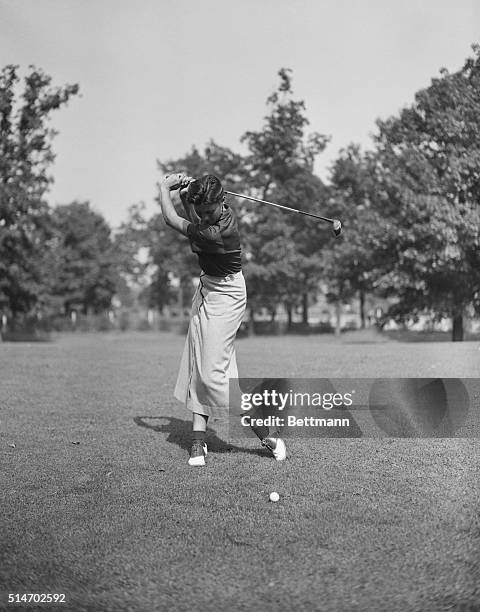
4 57 476 341
49 202 118 314
240 68 330 325
370 45 480 339
324 145 382 322
111 202 153 307
0 65 79 319
151 70 332 327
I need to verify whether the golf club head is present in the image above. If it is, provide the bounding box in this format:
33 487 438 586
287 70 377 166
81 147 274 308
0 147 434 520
333 220 342 237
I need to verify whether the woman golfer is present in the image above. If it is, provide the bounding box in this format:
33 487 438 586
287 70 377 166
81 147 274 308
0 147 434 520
159 173 286 466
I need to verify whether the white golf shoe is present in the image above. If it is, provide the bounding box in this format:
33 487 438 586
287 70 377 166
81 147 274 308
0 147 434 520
188 440 208 466
261 436 287 461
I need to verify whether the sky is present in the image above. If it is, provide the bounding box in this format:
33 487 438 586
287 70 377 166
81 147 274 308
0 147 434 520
1 0 479 228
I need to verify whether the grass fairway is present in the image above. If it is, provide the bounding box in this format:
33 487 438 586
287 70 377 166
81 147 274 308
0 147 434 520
1 331 479 612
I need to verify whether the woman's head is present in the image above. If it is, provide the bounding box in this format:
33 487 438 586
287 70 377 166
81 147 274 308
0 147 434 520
186 174 224 224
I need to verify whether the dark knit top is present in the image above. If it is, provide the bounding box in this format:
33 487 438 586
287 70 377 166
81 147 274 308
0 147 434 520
186 205 242 277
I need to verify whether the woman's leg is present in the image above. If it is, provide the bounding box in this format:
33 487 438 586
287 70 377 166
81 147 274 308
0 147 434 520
189 412 209 466
192 412 208 435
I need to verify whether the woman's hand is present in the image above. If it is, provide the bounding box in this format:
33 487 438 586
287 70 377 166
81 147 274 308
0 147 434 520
163 173 185 190
163 173 195 191
159 174 191 237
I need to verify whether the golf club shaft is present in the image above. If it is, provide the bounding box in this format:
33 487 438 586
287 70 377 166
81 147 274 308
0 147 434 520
225 190 336 224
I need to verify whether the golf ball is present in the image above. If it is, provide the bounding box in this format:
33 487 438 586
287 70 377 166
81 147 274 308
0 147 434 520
269 491 280 502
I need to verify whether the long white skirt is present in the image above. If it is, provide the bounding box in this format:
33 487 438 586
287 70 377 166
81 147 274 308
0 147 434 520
174 271 247 417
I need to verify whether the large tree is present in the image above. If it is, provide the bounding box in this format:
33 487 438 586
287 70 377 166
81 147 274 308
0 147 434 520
0 65 79 323
371 45 480 340
240 68 330 328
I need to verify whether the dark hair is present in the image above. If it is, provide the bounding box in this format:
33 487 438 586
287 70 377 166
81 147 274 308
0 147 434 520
186 174 224 207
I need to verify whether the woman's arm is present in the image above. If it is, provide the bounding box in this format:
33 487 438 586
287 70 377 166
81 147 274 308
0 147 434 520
159 174 191 236
179 185 201 223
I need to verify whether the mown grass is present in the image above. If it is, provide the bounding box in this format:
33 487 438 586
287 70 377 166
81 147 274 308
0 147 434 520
1 331 479 612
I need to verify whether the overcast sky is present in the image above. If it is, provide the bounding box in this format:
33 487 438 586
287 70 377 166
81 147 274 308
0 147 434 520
1 0 478 227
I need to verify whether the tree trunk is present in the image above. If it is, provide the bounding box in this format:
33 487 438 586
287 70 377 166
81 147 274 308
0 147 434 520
452 310 464 342
177 285 184 315
248 306 256 336
286 304 293 331
359 289 366 329
335 301 342 336
302 293 309 326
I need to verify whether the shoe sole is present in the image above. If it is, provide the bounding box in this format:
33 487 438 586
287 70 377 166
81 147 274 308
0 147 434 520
188 456 206 466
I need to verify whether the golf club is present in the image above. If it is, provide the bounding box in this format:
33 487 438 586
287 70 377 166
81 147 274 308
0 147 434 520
225 190 342 236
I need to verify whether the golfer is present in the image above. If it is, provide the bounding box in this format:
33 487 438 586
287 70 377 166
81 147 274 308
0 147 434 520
159 173 286 466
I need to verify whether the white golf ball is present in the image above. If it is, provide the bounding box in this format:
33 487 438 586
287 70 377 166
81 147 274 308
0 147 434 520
269 491 280 502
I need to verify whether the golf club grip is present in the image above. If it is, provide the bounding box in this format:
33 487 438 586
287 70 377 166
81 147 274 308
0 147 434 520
165 173 187 191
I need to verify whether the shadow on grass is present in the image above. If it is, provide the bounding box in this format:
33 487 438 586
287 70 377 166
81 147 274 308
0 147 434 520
133 416 266 457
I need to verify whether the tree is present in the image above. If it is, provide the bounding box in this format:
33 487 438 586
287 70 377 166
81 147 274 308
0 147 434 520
371 45 480 340
49 202 118 315
325 145 382 331
0 65 79 324
152 71 331 330
113 202 152 308
147 214 198 313
240 68 330 329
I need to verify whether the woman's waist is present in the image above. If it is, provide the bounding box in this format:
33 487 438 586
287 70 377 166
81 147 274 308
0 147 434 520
201 270 244 283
